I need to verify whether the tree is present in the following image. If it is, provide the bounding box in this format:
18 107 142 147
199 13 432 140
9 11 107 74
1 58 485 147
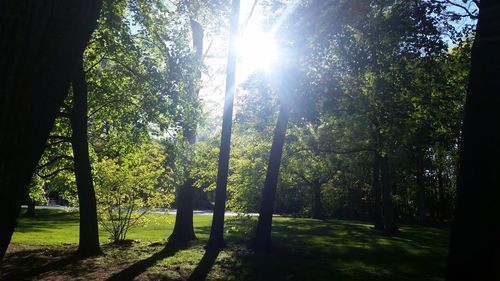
0 1 102 260
169 19 204 245
251 94 290 250
70 56 101 256
250 57 299 250
206 0 240 250
24 175 46 217
446 1 500 280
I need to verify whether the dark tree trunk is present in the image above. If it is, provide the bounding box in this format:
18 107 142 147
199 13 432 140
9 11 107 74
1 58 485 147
0 1 102 260
70 56 101 257
168 19 204 245
169 180 197 244
26 195 36 217
381 156 398 234
437 168 445 222
446 1 500 280
416 153 427 225
206 0 240 251
372 152 383 230
311 180 324 220
251 102 290 250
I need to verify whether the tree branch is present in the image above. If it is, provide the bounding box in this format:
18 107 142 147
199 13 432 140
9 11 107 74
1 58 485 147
105 57 146 80
36 155 74 170
85 53 107 72
35 167 74 179
47 135 72 142
88 97 124 119
46 139 72 147
438 0 478 20
289 146 375 157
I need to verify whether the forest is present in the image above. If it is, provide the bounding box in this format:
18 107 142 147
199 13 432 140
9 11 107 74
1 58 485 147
0 0 499 280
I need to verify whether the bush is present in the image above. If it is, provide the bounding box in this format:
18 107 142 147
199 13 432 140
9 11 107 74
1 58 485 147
94 141 174 242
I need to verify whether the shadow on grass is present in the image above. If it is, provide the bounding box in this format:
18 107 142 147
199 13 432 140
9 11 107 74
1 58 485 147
1 252 84 281
187 249 221 281
106 243 183 281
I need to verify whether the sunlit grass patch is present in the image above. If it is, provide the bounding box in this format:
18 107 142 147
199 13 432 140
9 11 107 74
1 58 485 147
4 209 449 281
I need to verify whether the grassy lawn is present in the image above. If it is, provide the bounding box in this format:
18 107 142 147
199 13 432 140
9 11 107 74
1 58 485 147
1 209 449 281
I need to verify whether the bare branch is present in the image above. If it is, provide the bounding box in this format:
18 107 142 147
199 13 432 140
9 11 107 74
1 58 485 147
437 0 479 20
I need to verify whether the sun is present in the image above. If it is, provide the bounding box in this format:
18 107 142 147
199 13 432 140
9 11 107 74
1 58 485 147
237 28 279 74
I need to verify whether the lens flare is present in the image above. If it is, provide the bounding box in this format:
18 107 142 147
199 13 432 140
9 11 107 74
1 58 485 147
237 29 278 73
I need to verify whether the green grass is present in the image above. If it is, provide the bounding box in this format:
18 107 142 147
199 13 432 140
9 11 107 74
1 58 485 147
2 209 449 281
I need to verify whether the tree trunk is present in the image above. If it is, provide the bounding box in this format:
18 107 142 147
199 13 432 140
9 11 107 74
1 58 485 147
381 156 398 234
168 19 204 245
446 1 500 280
372 152 383 230
169 180 197 244
70 56 101 257
0 1 102 260
416 153 427 225
25 195 36 217
437 168 445 222
311 180 324 219
206 0 240 251
251 102 290 250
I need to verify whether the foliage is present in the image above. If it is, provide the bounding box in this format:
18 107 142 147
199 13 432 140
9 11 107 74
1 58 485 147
93 141 174 242
27 176 47 205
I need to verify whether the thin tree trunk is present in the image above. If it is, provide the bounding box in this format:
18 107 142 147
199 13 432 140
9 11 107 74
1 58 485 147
446 1 500 280
70 56 101 256
381 156 398 234
311 180 324 219
437 168 445 222
251 102 290 250
0 1 102 260
206 0 240 251
416 153 427 225
372 152 383 230
168 19 204 245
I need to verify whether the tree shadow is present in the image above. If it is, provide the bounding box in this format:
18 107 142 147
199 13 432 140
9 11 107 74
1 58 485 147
106 243 183 281
1 252 84 280
187 249 221 281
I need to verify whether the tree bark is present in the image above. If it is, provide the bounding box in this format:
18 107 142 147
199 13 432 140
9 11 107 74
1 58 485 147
311 179 324 219
381 156 398 234
251 102 290 250
169 179 197 244
206 0 240 251
0 1 102 260
70 56 101 256
372 152 383 230
446 1 500 280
